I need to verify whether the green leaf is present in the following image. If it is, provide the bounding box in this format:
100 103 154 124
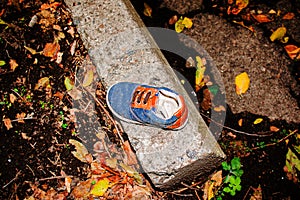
230 189 236 196
223 187 231 193
0 60 6 66
232 169 244 177
236 184 242 191
224 175 230 183
222 161 231 171
231 157 241 170
208 85 219 96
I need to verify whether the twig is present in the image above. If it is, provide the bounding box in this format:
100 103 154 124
39 175 73 181
200 113 273 137
195 190 202 200
242 186 254 200
2 170 22 189
11 117 37 122
251 129 298 150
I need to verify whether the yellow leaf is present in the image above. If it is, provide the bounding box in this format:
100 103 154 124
24 46 38 55
235 72 250 95
195 56 206 92
182 17 193 28
175 19 185 33
270 26 286 42
64 76 74 91
254 118 263 124
9 59 18 71
238 118 243 126
120 162 143 184
82 70 94 87
34 77 50 90
90 178 110 196
203 170 222 200
143 3 152 17
69 139 89 163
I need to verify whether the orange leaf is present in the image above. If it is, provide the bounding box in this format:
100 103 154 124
123 140 138 165
270 126 280 132
16 112 26 123
282 12 295 20
235 72 250 95
252 14 272 23
143 3 152 17
238 118 243 126
3 118 13 130
9 93 17 103
43 42 60 58
9 59 19 71
169 15 178 25
284 45 300 60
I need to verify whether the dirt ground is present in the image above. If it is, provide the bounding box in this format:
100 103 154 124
0 0 300 199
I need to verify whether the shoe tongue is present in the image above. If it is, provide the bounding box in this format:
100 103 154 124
156 90 179 119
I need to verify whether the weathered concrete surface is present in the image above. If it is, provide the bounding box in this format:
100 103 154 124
65 0 225 189
181 13 300 123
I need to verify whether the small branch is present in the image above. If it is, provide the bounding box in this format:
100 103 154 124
2 170 22 189
11 117 36 122
39 175 73 181
251 129 298 150
200 113 273 137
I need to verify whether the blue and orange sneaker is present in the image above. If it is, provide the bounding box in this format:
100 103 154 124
106 82 188 130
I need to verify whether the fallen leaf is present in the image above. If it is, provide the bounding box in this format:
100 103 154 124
82 70 94 87
16 112 26 123
90 178 110 196
71 179 92 198
270 126 280 132
120 162 143 184
69 139 89 163
70 40 77 56
238 118 243 126
185 56 195 68
67 26 75 37
233 20 255 32
203 170 222 200
270 26 286 42
168 15 178 25
34 77 50 90
123 140 139 165
182 17 193 28
175 17 185 33
227 132 237 138
64 76 74 91
0 60 5 66
252 14 272 23
3 118 13 130
282 12 295 20
201 88 212 111
269 9 276 14
65 176 72 193
40 2 61 10
229 0 249 15
235 72 250 95
143 3 152 17
254 118 263 124
250 185 262 200
0 18 7 24
195 56 206 92
68 87 82 100
214 105 226 112
24 46 38 55
9 59 19 71
9 93 17 103
284 45 300 60
106 158 118 169
43 42 60 58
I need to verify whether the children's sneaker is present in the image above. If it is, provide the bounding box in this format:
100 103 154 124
106 82 188 130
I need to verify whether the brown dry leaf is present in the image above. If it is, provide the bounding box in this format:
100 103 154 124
252 14 272 23
227 132 237 139
43 42 60 58
69 139 90 163
70 40 77 56
229 0 249 15
203 170 222 200
3 118 13 130
120 162 143 184
68 87 82 100
270 126 280 132
282 12 295 20
250 185 262 200
24 46 38 55
16 112 26 123
201 88 212 111
53 91 64 100
67 26 75 37
169 15 178 25
40 2 61 10
284 45 300 60
71 179 92 199
9 59 18 71
106 158 118 169
82 70 94 87
238 118 243 126
34 77 50 90
123 140 138 165
9 93 17 103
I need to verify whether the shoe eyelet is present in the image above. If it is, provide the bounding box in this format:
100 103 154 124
136 91 144 104
143 91 152 104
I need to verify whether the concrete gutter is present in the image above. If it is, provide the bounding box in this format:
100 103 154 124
65 0 225 189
